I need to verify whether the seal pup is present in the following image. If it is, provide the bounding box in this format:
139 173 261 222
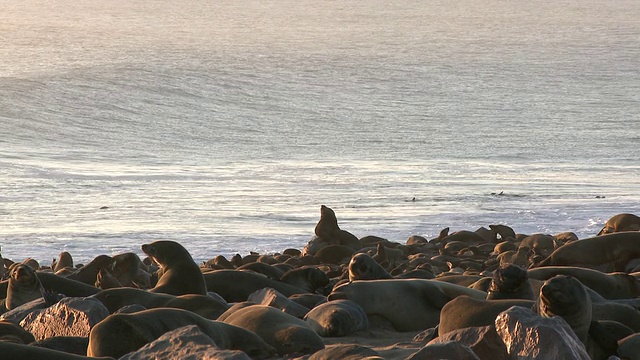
141 240 206 296
221 304 325 356
327 279 487 331
87 307 275 358
598 213 640 235
4 263 44 310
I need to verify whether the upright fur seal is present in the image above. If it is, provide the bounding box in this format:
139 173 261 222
4 263 43 310
87 307 275 358
314 205 361 251
141 240 206 296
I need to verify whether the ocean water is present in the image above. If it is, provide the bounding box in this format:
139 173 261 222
1 0 639 264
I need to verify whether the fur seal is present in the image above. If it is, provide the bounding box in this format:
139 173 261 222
314 205 361 251
528 266 640 300
66 255 113 286
141 240 206 295
237 262 285 280
438 296 535 335
0 341 111 360
280 266 330 293
348 253 392 281
221 304 325 356
91 287 229 319
327 279 487 331
87 307 275 358
110 252 148 288
304 299 368 337
598 213 640 235
53 251 74 273
534 275 627 360
487 263 535 300
4 263 43 310
203 270 307 302
518 233 557 263
532 232 640 272
0 320 36 343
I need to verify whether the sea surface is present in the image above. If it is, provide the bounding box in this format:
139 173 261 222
1 0 639 264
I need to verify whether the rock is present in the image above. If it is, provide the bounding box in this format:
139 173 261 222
427 325 509 360
119 325 251 360
495 305 590 360
406 340 480 360
20 297 109 340
247 287 310 318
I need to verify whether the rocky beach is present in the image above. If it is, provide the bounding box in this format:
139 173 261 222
1 208 639 359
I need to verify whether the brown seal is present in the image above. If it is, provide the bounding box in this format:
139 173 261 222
0 341 109 360
0 320 36 343
598 213 640 235
4 263 43 310
87 307 275 358
303 299 369 337
347 253 392 281
439 295 535 335
221 304 325 356
141 240 207 296
66 255 113 286
313 205 361 251
91 287 229 319
53 251 74 273
280 266 330 293
518 234 558 263
533 275 628 359
532 232 640 272
203 270 307 302
487 263 535 300
528 266 640 300
327 279 487 331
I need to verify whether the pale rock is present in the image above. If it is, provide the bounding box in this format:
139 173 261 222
20 297 109 340
495 305 590 360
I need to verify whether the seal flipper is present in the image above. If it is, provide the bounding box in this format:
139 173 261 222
588 320 627 355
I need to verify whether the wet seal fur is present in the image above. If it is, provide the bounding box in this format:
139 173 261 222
87 307 275 358
141 240 206 296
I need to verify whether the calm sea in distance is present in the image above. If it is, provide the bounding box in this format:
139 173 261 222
1 0 639 264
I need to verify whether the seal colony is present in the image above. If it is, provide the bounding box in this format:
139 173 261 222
0 207 639 359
